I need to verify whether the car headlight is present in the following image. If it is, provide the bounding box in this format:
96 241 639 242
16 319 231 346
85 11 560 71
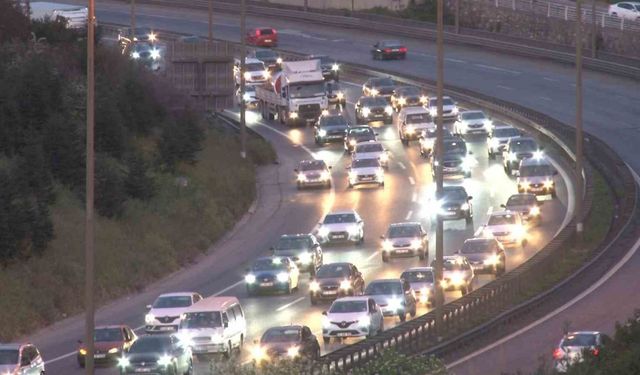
519 180 530 190
264 70 271 78
79 348 87 356
387 297 403 311
418 288 430 303
322 315 330 328
318 129 327 137
276 57 283 64
149 48 160 60
420 96 428 104
533 150 544 160
382 239 393 251
429 108 437 116
347 225 360 236
488 138 500 148
290 111 299 119
145 313 155 324
410 239 422 249
462 155 476 171
108 347 120 354
544 179 554 188
362 107 371 117
148 32 157 42
340 279 352 290
320 171 331 180
379 153 389 163
118 357 130 367
251 346 268 361
370 89 379 96
332 63 340 71
299 252 312 264
376 169 385 181
245 274 256 284
158 355 173 366
507 152 517 162
405 125 415 134
287 346 300 358
449 272 464 286
310 281 320 292
243 71 252 80
348 170 358 181
484 254 500 266
321 109 329 117
297 173 307 182
460 202 470 211
277 272 289 282
318 226 329 237
243 92 251 101
452 107 459 114
176 331 194 347
336 92 344 100
349 139 357 146
384 105 393 115
398 97 406 106
358 316 371 327
131 51 140 59
512 225 526 240
484 119 492 128
529 206 541 216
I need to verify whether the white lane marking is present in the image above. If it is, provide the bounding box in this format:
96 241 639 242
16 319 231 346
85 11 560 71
540 96 552 101
408 177 416 185
474 64 521 75
43 351 77 365
276 296 306 312
487 206 494 215
213 280 244 296
448 166 640 370
398 161 407 170
446 57 467 63
365 250 380 262
341 80 362 88
412 192 418 202
543 77 557 82
497 85 513 91
405 210 413 220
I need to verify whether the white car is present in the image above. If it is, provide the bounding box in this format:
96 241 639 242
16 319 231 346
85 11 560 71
397 106 435 144
145 292 203 333
432 255 475 295
317 210 365 244
454 110 492 136
0 343 45 375
427 96 458 119
400 267 435 306
481 210 527 248
353 141 390 168
322 296 384 343
294 159 332 189
348 158 384 188
233 57 269 86
487 123 521 159
517 157 558 198
608 1 640 20
236 85 258 108
553 331 604 373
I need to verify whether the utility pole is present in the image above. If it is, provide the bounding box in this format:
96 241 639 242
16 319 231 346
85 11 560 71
434 0 445 336
130 0 136 38
591 0 597 58
84 0 96 372
455 0 460 34
239 0 247 159
208 0 213 41
575 0 584 243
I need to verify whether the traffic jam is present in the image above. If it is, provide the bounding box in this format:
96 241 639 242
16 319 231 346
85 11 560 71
53 27 573 374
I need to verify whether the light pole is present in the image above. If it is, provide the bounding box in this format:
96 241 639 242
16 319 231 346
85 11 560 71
575 0 584 243
239 0 247 159
591 0 597 58
130 0 135 38
434 0 445 335
84 0 96 372
208 0 213 41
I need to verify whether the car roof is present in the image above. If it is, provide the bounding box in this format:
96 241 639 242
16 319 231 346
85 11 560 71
493 123 516 130
368 278 402 284
508 193 537 200
334 296 370 302
186 296 240 312
265 325 303 331
299 159 326 167
461 110 485 115
326 209 357 215
157 292 196 298
389 222 421 227
509 136 536 143
355 140 382 147
243 57 263 64
490 210 517 217
255 256 290 262
443 255 466 261
0 343 23 350
403 266 434 272
464 237 494 244
520 157 552 167
319 262 354 269
400 106 429 115
280 233 312 238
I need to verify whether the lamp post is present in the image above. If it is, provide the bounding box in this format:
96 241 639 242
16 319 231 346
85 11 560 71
240 0 247 159
575 0 584 243
208 0 213 41
434 0 445 335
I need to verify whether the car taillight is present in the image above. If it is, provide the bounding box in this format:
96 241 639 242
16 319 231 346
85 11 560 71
592 348 599 356
553 348 564 360
256 29 261 36
399 47 408 52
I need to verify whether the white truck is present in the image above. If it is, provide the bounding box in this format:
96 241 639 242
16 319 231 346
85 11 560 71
30 2 88 29
256 59 328 127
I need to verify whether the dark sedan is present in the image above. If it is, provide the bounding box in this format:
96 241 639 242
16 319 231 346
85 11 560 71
391 86 427 111
272 233 323 274
118 335 192 375
245 257 300 295
78 325 137 367
502 137 541 175
362 77 396 99
325 81 346 107
371 40 407 60
309 54 340 81
436 186 473 224
459 238 506 276
355 96 393 124
251 48 282 71
309 262 365 305
344 125 377 153
314 112 350 145
254 326 320 361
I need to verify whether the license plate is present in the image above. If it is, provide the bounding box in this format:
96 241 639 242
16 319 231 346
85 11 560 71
265 39 272 42
444 168 456 172
260 282 274 287
360 177 373 181
94 354 106 359
392 49 399 52
332 235 345 239
337 332 350 337
135 368 152 373
395 249 409 254
323 290 337 295
159 326 174 331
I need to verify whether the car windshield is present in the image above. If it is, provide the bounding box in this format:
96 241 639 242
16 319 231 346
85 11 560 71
317 264 351 278
388 225 420 238
95 328 124 342
462 112 485 120
520 164 555 177
401 270 434 283
290 82 326 98
429 98 455 106
321 116 348 127
260 28 274 35
276 236 311 250
255 50 277 59
129 337 171 353
510 139 537 152
181 312 222 329
441 188 467 201
0 350 18 365
461 240 492 254
493 127 520 138
246 63 265 71
300 161 325 171
406 113 432 124
371 78 394 87
329 301 368 313
361 97 388 107
323 214 356 224
134 27 152 36
262 328 300 343
315 56 332 64
349 127 374 136
365 281 403 295
441 260 464 271
507 195 536 206
153 296 192 308
399 87 421 96
488 214 516 226
356 143 383 153
562 334 597 347
252 258 287 271
353 159 380 168
325 82 341 92
443 139 467 154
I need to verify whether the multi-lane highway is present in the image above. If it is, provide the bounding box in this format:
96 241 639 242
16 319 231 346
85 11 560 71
24 1 640 374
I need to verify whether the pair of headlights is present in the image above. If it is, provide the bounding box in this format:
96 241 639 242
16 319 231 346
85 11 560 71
245 272 289 284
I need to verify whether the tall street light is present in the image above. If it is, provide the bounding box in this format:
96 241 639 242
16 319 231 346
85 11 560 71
84 0 96 373
208 0 213 41
434 0 445 335
130 0 135 39
239 0 247 159
575 0 584 242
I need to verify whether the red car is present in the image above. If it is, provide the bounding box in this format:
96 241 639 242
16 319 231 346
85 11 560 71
77 325 137 367
246 27 278 47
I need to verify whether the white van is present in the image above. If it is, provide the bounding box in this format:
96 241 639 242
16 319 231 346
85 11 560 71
177 296 246 356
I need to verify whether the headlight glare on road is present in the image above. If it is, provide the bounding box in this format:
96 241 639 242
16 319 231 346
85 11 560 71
340 279 352 290
484 254 500 266
358 316 371 327
362 107 371 117
529 206 541 216
287 346 300 358
245 274 256 284
277 272 289 282
410 239 422 249
310 281 320 292
299 252 312 264
145 313 155 324
118 356 130 367
384 105 393 115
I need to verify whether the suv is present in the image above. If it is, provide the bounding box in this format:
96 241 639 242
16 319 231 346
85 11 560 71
364 279 417 322
314 112 350 145
397 107 435 145
271 234 323 274
433 255 475 295
503 137 541 176
322 297 384 343
482 210 527 248
309 262 365 305
459 237 506 276
487 123 521 159
0 343 45 375
145 292 203 333
454 110 491 136
553 331 605 373
517 157 558 198
380 222 429 262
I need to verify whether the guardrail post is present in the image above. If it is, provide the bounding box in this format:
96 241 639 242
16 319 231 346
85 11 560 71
620 17 624 31
547 2 551 17
512 0 516 10
564 5 568 20
495 0 498 7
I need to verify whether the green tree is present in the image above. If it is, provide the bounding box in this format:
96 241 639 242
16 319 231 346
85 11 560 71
158 109 205 168
125 152 156 201
0 0 30 43
95 154 127 218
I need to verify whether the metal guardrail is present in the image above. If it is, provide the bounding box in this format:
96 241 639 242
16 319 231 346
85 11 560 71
121 0 640 79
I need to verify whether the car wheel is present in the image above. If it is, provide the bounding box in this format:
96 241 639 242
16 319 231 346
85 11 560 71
399 311 407 322
410 306 417 318
310 295 318 305
382 252 389 262
323 336 330 344
419 251 426 261
551 189 557 198
185 358 194 375
461 286 468 295
465 214 473 225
